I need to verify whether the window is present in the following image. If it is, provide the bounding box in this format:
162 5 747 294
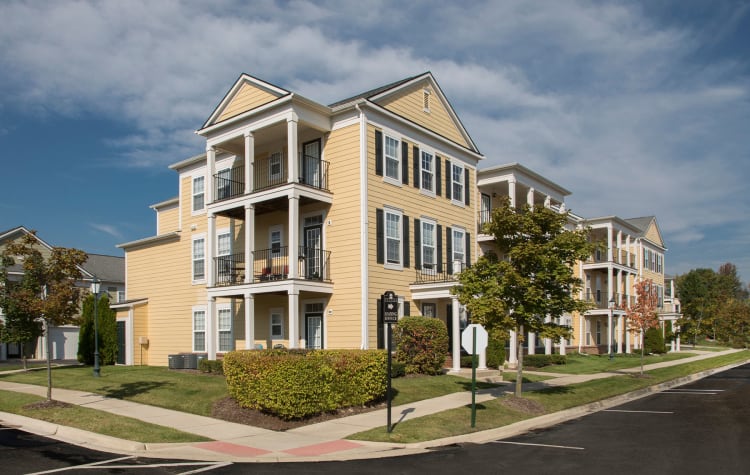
421 150 434 193
217 307 233 352
192 176 205 212
193 309 206 352
385 135 400 181
422 303 436 317
216 168 231 200
270 227 282 255
386 210 402 266
452 228 465 269
217 232 231 257
270 152 283 183
270 310 284 339
421 220 436 270
451 163 464 203
192 236 205 281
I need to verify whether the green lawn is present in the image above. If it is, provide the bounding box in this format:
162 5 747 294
528 351 697 374
0 362 51 372
348 350 750 443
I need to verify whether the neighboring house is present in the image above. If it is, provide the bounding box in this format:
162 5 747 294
0 226 125 361
115 72 483 370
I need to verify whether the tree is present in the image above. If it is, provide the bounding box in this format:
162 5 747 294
0 231 87 401
676 268 718 344
77 293 118 365
453 198 594 397
714 299 750 348
626 278 660 375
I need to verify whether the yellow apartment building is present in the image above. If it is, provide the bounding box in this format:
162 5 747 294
113 72 483 370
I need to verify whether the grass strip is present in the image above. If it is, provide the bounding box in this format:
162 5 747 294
533 351 697 374
349 350 749 443
0 390 209 443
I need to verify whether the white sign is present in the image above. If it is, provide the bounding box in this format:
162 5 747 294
461 323 488 355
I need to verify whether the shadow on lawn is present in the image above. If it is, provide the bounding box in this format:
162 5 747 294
100 381 172 399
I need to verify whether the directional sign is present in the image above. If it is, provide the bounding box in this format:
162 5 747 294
461 323 488 355
382 291 399 324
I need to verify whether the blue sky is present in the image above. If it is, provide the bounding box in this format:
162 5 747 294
1 0 748 283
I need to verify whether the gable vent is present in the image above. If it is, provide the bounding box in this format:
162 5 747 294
423 89 431 112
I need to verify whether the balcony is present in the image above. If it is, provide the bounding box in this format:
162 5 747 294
212 155 330 203
583 291 634 309
213 246 331 286
585 248 636 268
414 261 466 284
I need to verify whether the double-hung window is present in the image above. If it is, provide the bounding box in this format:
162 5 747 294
217 168 231 200
192 176 205 212
385 210 402 266
421 220 436 270
192 236 205 282
385 135 400 182
451 163 464 203
217 307 233 352
270 309 284 340
193 308 206 352
421 150 434 193
452 228 465 272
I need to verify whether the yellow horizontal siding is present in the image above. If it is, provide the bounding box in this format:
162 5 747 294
157 206 179 234
216 82 279 123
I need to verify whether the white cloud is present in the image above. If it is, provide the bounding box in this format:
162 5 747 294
90 223 124 240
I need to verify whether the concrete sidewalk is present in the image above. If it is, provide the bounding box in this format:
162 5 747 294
0 348 746 462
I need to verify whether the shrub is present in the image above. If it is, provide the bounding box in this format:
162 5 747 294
644 327 666 354
390 360 406 378
523 354 567 368
198 358 224 375
223 349 387 420
486 337 506 369
393 316 449 375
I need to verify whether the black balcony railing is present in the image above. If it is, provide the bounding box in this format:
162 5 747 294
299 155 330 191
215 253 246 286
414 261 466 284
253 155 330 193
249 246 331 283
214 166 245 202
477 210 492 234
298 245 331 281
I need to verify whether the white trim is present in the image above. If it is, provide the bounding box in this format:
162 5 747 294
450 161 466 207
192 305 207 353
216 303 234 353
382 132 401 186
420 217 437 271
451 226 467 269
419 147 436 196
358 106 369 349
191 174 206 216
191 234 207 284
384 207 404 270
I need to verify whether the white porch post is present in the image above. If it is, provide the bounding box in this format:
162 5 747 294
287 115 299 183
617 314 623 353
244 131 254 194
607 225 613 262
451 297 461 372
508 179 517 208
244 205 254 284
206 146 216 205
559 338 566 355
625 317 632 353
544 315 552 355
544 195 551 209
508 330 518 366
244 293 254 349
527 187 535 207
288 291 299 348
288 196 299 278
607 310 613 356
670 320 676 352
207 213 216 287
207 297 216 359
578 314 584 352
528 332 536 355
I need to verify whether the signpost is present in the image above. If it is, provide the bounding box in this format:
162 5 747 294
461 323 488 427
381 290 399 433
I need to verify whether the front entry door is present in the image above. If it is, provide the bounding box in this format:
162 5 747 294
304 217 323 279
305 314 323 349
116 321 126 365
302 139 321 187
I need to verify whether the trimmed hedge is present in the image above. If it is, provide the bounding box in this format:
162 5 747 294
644 327 666 354
393 316 449 375
522 354 567 368
223 349 387 420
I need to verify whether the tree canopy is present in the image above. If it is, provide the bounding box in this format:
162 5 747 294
626 278 660 374
453 198 593 396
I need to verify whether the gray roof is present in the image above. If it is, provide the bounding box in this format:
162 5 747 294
625 216 655 236
81 254 125 284
327 73 424 108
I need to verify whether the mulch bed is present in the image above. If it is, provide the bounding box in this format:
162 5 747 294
23 400 73 410
499 396 545 415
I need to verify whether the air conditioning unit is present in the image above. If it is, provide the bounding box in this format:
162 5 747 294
168 354 185 369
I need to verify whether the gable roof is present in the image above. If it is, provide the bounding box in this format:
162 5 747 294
626 216 666 249
201 73 291 129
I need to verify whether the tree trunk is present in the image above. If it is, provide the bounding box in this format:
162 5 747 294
515 324 524 398
21 343 28 371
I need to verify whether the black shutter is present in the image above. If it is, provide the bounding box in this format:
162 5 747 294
464 168 470 205
466 232 472 269
437 224 443 273
375 130 383 176
445 159 452 200
403 215 410 268
401 141 409 184
413 146 420 189
436 156 442 196
414 218 421 270
446 227 453 275
404 301 411 316
376 208 384 264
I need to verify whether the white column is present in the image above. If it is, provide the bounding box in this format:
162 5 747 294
244 293 254 349
288 291 299 348
617 314 623 353
559 338 566 355
508 330 518 366
478 345 487 370
244 205 254 284
616 230 622 264
625 317 632 353
508 179 517 208
625 235 631 266
616 270 622 306
528 332 536 355
670 320 676 352
544 196 551 209
676 328 681 351
287 115 298 183
607 310 613 355
607 225 613 261
578 314 584 352
244 131 254 194
451 297 461 372
288 196 299 278
207 213 216 287
207 297 216 359
206 146 216 204
544 316 552 355
526 187 535 207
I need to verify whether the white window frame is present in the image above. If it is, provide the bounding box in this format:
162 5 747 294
420 149 435 195
192 234 206 283
192 306 206 352
269 225 283 255
421 218 436 271
269 151 283 182
384 208 403 269
451 162 464 205
216 167 231 200
192 175 205 213
217 304 233 352
217 229 231 257
384 134 401 184
270 308 284 340
452 227 466 270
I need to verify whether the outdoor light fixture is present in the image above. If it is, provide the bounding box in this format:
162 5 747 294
608 297 616 361
91 277 101 377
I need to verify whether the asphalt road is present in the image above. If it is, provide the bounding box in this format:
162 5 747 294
2 362 748 474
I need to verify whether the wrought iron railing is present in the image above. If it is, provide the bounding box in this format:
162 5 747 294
214 166 245 202
214 253 246 286
414 261 466 284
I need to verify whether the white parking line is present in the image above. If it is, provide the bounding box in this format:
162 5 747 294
604 409 673 414
27 456 135 474
28 460 231 474
492 441 584 450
